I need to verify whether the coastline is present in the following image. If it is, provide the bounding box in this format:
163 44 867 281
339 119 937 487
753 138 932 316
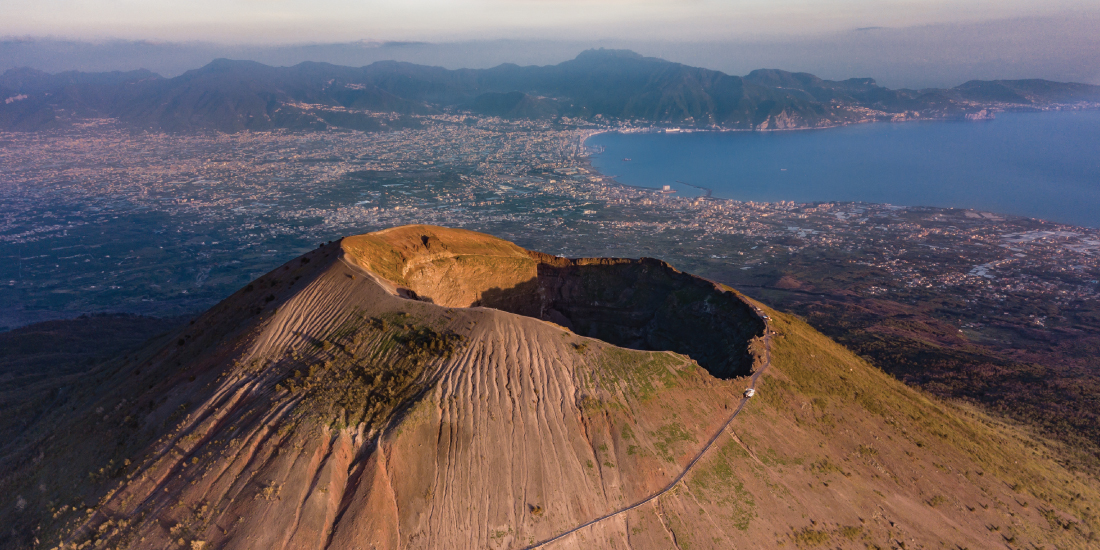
676 180 713 197
579 101 1100 160
578 109 1100 228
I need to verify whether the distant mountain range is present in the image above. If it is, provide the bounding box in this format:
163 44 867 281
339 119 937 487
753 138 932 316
2 48 1099 132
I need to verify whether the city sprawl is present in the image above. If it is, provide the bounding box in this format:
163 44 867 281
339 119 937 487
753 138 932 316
4 113 1100 469
2 116 1098 323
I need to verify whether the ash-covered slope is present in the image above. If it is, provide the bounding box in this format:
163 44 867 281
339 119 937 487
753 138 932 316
2 225 1097 550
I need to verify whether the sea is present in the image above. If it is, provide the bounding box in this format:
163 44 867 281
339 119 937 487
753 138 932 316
587 110 1100 228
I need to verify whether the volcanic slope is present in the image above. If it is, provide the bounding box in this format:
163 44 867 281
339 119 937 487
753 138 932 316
2 225 1098 549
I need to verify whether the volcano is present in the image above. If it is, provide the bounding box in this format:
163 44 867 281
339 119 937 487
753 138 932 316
2 225 1096 549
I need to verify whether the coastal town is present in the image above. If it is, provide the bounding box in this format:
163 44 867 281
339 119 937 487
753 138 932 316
1 115 1097 328
8 3 1100 548
4 105 1100 530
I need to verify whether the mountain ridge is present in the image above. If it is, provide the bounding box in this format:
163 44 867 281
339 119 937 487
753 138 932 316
3 49 1098 132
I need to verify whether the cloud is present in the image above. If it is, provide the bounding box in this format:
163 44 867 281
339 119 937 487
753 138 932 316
3 0 1098 42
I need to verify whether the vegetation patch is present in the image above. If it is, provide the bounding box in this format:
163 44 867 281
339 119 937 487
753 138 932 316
596 347 685 400
759 446 804 468
274 313 465 430
790 526 831 546
689 439 756 530
652 423 698 463
808 457 848 478
839 525 862 539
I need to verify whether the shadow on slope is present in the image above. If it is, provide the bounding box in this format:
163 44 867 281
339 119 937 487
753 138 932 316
342 226 765 379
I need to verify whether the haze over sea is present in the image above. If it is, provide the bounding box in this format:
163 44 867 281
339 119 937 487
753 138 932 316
588 111 1100 228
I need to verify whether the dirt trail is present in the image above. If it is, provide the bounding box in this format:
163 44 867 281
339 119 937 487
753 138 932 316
521 325 773 549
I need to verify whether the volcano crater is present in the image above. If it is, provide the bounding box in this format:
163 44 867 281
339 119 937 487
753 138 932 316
343 226 766 378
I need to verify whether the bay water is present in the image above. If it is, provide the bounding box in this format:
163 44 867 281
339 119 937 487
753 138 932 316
587 110 1100 227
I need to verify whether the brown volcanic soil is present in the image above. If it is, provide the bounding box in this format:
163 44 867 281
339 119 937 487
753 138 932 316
343 225 763 378
1 225 1097 550
0 314 183 456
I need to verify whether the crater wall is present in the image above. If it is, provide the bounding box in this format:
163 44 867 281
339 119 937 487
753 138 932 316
343 225 765 378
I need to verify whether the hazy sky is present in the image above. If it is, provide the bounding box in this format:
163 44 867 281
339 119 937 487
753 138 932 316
4 0 1098 42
